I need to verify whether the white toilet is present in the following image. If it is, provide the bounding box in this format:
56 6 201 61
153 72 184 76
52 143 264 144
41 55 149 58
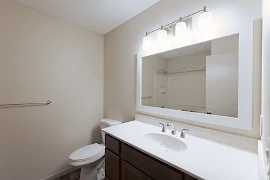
68 118 122 180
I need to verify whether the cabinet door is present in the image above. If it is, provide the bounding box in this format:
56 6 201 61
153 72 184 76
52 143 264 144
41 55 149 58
105 149 120 180
122 161 152 180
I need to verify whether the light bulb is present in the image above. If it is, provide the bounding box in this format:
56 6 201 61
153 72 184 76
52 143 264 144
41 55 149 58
157 29 168 44
175 21 191 46
143 35 152 51
198 11 213 28
175 21 187 37
198 11 213 39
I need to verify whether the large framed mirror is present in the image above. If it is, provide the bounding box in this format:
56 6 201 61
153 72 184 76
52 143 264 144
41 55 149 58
137 21 254 130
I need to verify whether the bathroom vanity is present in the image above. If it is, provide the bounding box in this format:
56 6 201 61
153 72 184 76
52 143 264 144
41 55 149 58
105 134 196 180
103 118 259 180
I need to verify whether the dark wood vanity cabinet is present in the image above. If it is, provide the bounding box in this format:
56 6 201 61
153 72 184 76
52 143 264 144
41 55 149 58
105 134 197 180
122 161 152 180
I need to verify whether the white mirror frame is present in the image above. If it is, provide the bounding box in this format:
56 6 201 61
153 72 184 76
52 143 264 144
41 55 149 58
137 21 254 131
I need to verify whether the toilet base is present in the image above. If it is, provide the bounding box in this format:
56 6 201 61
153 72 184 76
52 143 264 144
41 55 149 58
80 158 105 180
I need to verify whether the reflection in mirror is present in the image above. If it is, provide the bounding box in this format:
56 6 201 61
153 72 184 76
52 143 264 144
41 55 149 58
142 34 239 118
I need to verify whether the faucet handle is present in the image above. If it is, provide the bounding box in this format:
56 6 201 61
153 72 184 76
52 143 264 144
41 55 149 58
180 129 189 138
159 123 166 132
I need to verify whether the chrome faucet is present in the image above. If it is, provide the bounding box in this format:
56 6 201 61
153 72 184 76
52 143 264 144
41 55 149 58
159 123 166 132
167 122 176 135
180 129 189 138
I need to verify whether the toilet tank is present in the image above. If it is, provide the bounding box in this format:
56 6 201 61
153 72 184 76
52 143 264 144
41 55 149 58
100 118 122 143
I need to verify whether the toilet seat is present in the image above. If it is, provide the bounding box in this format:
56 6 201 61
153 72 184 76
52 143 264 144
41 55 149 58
69 144 105 167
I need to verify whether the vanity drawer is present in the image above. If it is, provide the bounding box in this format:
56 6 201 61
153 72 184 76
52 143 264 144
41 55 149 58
106 134 120 155
121 144 183 180
105 149 120 180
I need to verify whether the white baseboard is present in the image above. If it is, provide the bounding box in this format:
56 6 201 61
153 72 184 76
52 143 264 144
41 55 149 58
40 167 79 180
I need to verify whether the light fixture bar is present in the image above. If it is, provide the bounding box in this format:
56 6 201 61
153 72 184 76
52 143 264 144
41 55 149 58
146 6 207 36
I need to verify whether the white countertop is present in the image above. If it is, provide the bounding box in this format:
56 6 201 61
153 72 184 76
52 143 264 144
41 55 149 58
103 120 259 180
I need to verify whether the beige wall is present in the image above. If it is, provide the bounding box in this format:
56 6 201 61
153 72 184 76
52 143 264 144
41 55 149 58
211 34 239 55
142 55 167 106
0 1 104 180
206 53 238 117
167 52 208 112
104 0 262 138
154 75 168 108
206 35 239 118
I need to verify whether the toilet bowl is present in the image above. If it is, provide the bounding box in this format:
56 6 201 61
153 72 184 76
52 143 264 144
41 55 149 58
68 119 122 180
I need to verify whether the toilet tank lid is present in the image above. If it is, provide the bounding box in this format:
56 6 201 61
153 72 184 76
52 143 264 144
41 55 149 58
100 118 122 126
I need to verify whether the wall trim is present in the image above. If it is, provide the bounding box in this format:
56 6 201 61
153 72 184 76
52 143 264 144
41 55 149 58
40 167 79 180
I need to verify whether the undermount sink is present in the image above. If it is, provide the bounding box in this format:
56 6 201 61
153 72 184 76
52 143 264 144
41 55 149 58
143 133 188 152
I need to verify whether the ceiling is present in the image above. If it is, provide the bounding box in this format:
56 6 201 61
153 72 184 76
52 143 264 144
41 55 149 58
12 0 161 35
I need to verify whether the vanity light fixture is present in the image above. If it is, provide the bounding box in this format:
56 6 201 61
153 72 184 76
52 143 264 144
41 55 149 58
175 17 187 38
143 32 152 51
198 6 213 29
142 6 212 51
198 6 213 38
157 26 168 45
